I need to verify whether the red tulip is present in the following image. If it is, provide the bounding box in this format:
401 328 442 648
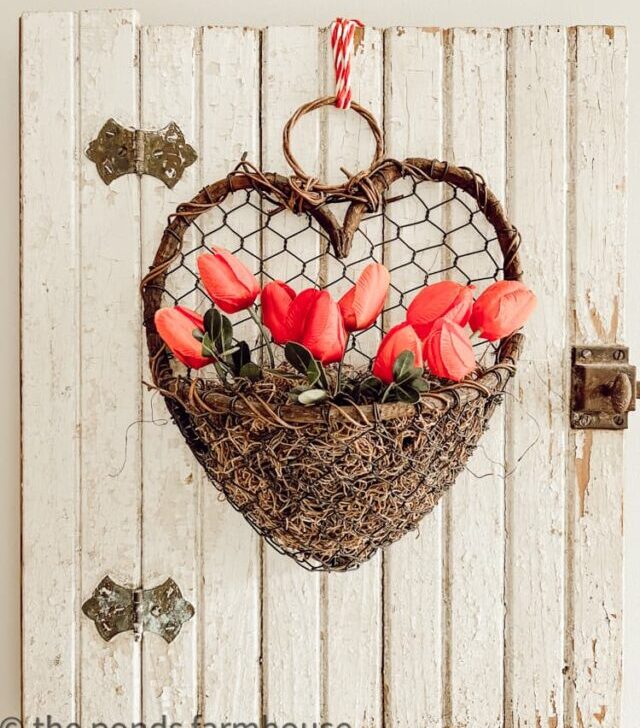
154 305 214 370
197 247 260 314
372 322 423 385
423 319 476 382
469 280 537 341
406 280 475 338
338 262 391 332
286 289 347 364
261 280 297 344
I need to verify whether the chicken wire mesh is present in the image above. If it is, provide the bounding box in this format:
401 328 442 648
184 383 494 570
158 174 503 372
143 162 520 570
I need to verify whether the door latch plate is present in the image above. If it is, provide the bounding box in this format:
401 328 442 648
82 576 195 643
571 345 637 430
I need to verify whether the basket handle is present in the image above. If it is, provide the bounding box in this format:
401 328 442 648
282 95 385 193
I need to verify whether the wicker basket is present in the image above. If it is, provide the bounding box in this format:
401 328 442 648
141 97 524 571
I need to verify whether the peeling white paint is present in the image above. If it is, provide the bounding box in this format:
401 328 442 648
21 18 627 728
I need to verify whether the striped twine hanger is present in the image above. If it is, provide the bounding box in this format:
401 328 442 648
329 17 364 109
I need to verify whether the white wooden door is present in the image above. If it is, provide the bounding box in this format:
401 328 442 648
21 14 628 727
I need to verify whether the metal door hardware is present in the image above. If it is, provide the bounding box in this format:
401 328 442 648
86 119 197 188
82 576 195 643
571 345 639 430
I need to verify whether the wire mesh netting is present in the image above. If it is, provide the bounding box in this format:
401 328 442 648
186 383 491 570
160 175 504 373
148 169 515 570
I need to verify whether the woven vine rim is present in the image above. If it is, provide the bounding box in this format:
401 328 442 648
140 156 524 425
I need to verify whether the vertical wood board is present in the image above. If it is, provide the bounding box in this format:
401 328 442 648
504 25 568 728
18 17 629 728
382 26 445 728
20 11 79 722
199 25 262 723
78 9 142 722
139 24 199 722
322 26 384 728
443 27 507 728
567 25 627 728
260 26 322 727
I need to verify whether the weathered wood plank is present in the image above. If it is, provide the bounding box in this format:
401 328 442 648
322 28 383 728
139 24 199 721
20 11 79 722
19 20 630 726
443 27 506 727
78 9 142 721
503 26 567 728
199 25 262 723
382 26 445 728
566 25 627 728
261 26 322 726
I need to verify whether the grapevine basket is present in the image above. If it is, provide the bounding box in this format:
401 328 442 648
141 97 524 571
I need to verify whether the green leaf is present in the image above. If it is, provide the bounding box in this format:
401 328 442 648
232 341 251 373
218 346 239 357
220 314 233 351
204 307 221 343
284 342 313 374
306 358 329 389
359 376 383 396
201 334 216 359
394 385 421 404
239 362 262 381
393 350 417 383
297 388 329 406
411 377 430 393
203 307 234 353
192 328 204 342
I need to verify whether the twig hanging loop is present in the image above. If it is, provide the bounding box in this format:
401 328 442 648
282 95 385 193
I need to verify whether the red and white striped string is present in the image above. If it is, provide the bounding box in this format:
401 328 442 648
330 17 364 109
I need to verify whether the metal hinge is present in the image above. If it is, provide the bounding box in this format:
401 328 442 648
85 119 197 188
82 576 195 643
571 345 639 430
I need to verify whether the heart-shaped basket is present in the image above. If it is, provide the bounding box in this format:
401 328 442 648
141 97 524 571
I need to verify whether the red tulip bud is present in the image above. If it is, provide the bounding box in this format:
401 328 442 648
286 289 347 364
372 322 423 385
197 247 260 314
469 280 537 341
154 306 214 370
423 319 476 382
261 281 297 344
406 280 475 338
338 262 390 332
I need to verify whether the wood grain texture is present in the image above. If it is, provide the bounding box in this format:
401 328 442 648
20 11 79 722
504 26 567 728
78 9 142 722
139 24 199 721
19 19 630 726
566 25 627 728
323 27 383 365
199 26 261 724
260 26 322 726
443 27 506 728
382 26 445 728
322 26 383 728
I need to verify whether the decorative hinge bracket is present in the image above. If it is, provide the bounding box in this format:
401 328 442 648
82 576 195 643
571 345 639 430
85 119 197 188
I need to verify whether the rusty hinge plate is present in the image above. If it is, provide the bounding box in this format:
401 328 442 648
82 576 195 643
85 119 197 188
571 345 638 430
